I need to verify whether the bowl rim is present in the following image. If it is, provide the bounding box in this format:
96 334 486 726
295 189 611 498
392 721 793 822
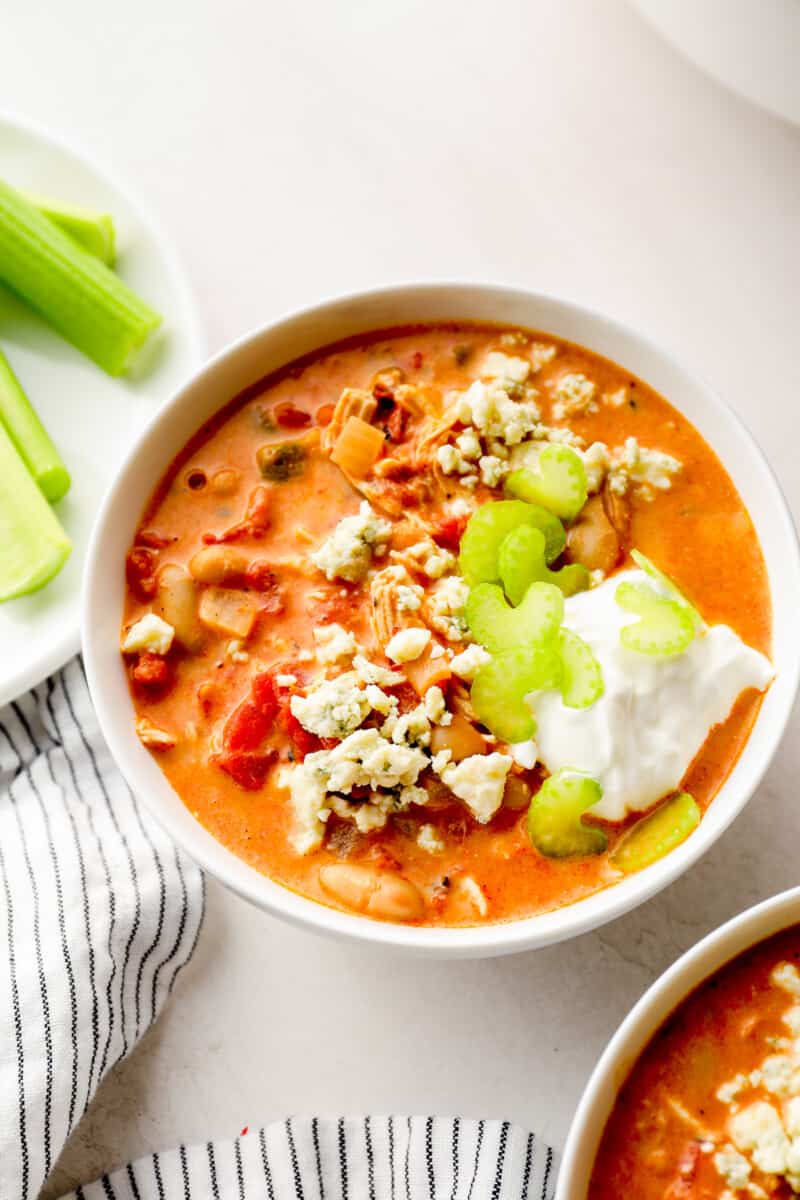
556 885 800 1198
81 280 800 957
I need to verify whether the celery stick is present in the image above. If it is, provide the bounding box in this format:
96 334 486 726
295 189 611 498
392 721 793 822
0 348 70 502
25 191 116 266
0 422 71 601
0 179 161 376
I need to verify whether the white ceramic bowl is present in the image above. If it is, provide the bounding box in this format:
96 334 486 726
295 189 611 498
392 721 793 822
82 282 800 958
557 885 800 1198
631 0 800 127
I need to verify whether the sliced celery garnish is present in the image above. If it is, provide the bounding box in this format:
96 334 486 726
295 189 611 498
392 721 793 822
498 524 589 605
0 421 71 601
612 792 700 873
466 580 564 654
616 581 695 658
458 499 565 585
527 769 607 858
630 549 704 630
0 179 160 376
505 445 588 521
25 192 116 265
470 644 562 742
0 348 70 502
558 628 604 708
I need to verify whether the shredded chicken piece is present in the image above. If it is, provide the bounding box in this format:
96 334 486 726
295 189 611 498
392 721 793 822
136 716 176 751
346 476 407 518
397 383 441 418
449 681 477 724
369 565 418 649
322 387 378 454
602 477 632 544
372 451 413 480
664 1096 715 1142
566 484 631 574
415 406 468 501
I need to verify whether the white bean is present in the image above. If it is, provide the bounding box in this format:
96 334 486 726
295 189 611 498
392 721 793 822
319 864 424 921
155 564 203 650
188 545 248 585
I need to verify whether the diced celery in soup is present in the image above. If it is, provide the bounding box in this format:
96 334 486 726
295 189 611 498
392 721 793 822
120 324 773 927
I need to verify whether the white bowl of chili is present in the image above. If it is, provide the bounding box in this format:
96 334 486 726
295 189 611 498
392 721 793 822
557 886 800 1198
82 283 800 957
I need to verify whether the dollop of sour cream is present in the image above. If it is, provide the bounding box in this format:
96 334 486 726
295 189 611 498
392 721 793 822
528 569 774 822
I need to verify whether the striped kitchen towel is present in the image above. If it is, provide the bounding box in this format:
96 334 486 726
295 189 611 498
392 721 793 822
64 1116 556 1199
0 658 205 1200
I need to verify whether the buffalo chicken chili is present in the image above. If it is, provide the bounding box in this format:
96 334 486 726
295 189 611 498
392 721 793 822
121 324 772 926
590 925 800 1199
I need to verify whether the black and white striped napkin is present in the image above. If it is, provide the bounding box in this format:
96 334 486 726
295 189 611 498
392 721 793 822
0 659 205 1199
0 660 556 1200
64 1116 555 1199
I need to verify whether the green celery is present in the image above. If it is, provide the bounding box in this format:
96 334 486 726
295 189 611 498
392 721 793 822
527 769 607 858
0 179 161 376
0 421 71 601
25 191 116 265
612 792 700 873
0 348 70 502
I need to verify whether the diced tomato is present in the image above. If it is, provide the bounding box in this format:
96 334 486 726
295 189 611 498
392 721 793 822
252 671 281 720
245 562 272 590
131 652 171 692
274 401 311 429
223 700 273 752
385 405 408 442
136 529 172 549
397 483 423 508
261 590 286 616
281 709 322 760
244 485 271 533
202 485 273 545
245 562 286 613
432 512 469 551
390 681 420 713
309 587 359 624
316 403 335 427
215 749 277 790
126 547 157 600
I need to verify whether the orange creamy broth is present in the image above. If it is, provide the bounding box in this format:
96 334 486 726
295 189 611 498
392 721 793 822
589 924 800 1200
123 322 771 926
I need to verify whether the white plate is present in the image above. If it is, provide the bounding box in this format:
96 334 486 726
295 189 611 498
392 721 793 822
0 113 205 705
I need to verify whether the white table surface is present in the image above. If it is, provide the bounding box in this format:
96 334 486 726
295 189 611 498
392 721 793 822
5 0 798 1193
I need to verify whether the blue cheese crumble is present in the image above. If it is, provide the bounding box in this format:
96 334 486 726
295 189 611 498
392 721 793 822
434 751 512 823
550 372 597 420
289 674 370 738
426 575 470 642
280 728 430 853
122 613 175 655
311 501 392 583
312 623 359 664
